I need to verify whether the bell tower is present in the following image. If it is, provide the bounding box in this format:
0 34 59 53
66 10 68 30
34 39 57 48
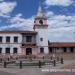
33 2 48 30
33 1 49 55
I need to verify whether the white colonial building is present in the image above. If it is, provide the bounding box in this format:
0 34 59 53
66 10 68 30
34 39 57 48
0 5 75 59
0 5 49 58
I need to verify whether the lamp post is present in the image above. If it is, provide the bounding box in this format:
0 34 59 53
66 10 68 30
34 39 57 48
19 61 22 69
4 61 7 68
53 47 56 59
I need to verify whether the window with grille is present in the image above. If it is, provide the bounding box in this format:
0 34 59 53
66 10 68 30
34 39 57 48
40 38 43 41
13 48 17 54
6 37 10 42
26 36 32 42
0 48 2 53
6 48 10 54
40 48 44 53
14 37 18 43
0 36 2 42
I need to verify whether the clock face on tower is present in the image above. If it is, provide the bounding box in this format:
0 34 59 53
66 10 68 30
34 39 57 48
39 20 43 25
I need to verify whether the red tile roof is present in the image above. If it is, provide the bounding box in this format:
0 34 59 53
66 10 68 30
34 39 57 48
0 30 37 34
49 42 75 47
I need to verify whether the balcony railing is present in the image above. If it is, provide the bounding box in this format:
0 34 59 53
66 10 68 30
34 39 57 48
21 42 36 47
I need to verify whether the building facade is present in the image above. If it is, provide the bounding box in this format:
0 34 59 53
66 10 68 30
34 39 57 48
0 5 75 58
49 42 75 53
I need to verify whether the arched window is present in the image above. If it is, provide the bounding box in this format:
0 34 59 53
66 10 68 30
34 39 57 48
40 48 44 53
39 20 43 25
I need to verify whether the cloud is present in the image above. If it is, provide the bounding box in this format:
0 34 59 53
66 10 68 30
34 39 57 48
1 10 75 41
0 0 75 42
45 11 54 17
46 11 75 42
45 0 74 6
0 0 3 1
0 7 75 42
0 13 34 30
48 14 75 29
49 29 75 42
0 2 17 17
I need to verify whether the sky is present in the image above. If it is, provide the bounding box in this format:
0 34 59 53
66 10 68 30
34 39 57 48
0 0 75 42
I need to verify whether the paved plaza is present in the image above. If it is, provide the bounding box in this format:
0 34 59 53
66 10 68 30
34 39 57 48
0 66 75 75
0 71 16 75
0 58 75 75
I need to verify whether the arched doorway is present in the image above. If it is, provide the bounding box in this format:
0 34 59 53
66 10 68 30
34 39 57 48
26 48 32 55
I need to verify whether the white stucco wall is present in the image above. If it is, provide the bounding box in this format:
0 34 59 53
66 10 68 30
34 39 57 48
0 33 22 55
35 28 49 54
0 33 22 43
